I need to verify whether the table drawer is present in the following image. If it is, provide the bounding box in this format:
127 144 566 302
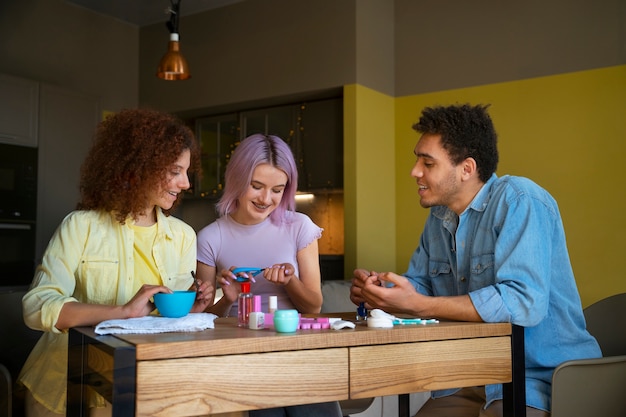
135 347 349 416
350 337 512 398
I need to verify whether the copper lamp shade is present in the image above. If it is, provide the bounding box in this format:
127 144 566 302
157 33 191 80
156 1 190 81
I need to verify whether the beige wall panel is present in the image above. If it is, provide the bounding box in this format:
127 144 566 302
394 0 626 96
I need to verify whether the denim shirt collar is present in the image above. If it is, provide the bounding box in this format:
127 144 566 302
431 173 498 221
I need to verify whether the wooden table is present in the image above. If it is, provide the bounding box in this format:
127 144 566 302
67 315 526 417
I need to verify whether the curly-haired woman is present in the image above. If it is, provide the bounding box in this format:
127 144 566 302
19 108 213 416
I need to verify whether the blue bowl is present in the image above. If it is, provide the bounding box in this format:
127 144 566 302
154 290 195 318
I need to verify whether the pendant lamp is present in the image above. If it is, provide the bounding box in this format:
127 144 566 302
157 0 191 80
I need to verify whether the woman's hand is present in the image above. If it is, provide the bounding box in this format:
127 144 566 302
218 268 243 303
195 261 237 318
190 278 215 313
122 284 172 318
55 283 171 330
262 263 295 286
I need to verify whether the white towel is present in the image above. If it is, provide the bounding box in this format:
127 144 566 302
94 312 217 335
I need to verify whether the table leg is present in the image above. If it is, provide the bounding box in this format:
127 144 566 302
110 342 136 416
398 393 410 417
67 328 89 416
503 324 526 417
67 328 137 417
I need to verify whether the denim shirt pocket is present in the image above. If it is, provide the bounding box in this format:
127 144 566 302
469 253 495 290
428 260 455 295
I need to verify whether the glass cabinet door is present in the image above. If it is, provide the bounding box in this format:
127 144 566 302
195 114 239 198
241 105 297 145
194 98 342 197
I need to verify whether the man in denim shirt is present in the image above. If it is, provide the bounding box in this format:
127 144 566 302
350 104 601 416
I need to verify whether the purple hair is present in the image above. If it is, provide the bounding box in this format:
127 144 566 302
216 134 298 224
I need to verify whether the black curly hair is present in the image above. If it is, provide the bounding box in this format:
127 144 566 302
77 108 201 223
412 104 498 183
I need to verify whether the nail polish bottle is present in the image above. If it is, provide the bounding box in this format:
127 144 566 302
356 302 368 321
249 295 265 330
264 295 278 328
268 295 278 313
238 282 253 327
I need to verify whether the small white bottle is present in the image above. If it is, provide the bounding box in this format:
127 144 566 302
268 295 278 313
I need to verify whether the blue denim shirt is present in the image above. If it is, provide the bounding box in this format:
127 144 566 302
404 174 601 412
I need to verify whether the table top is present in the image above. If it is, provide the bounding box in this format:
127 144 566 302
85 313 512 361
71 314 520 416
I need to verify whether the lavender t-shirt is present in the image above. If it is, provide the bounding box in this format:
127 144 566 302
197 212 323 316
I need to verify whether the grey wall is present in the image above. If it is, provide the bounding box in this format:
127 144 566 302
394 0 626 96
356 0 395 96
139 0 358 114
137 0 625 115
0 0 139 112
1 0 623 115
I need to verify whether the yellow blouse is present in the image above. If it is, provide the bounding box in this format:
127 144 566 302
19 209 196 414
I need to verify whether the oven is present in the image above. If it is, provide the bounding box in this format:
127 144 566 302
0 222 36 287
0 143 37 288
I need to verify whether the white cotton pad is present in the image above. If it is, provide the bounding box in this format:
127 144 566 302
367 317 394 328
331 320 356 330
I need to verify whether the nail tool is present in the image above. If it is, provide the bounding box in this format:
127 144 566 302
191 270 200 292
369 308 439 326
231 267 265 282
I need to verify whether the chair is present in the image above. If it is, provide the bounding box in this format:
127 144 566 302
551 293 626 417
0 364 10 417
0 289 42 417
582 292 626 357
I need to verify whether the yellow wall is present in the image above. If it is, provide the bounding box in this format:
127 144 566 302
394 65 626 307
344 84 397 276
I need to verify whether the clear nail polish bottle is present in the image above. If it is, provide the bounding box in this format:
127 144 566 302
237 282 253 327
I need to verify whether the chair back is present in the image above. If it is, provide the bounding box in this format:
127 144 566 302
552 355 626 417
551 292 626 417
583 292 626 356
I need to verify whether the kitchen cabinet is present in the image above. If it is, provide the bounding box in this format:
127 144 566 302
241 104 297 145
0 73 100 263
296 98 343 190
194 97 343 197
195 114 239 198
241 99 343 191
0 73 39 147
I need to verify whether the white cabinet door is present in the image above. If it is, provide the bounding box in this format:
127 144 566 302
0 73 39 147
36 84 100 262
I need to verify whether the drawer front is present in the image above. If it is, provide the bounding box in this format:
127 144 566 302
136 347 349 416
350 337 512 398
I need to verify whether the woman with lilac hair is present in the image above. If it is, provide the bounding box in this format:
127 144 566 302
196 134 341 416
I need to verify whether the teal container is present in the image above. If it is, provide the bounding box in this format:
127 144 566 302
273 309 300 333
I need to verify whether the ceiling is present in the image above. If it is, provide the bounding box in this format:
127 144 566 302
65 0 244 26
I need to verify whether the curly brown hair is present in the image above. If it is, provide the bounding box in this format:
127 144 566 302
77 108 201 223
413 104 498 183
